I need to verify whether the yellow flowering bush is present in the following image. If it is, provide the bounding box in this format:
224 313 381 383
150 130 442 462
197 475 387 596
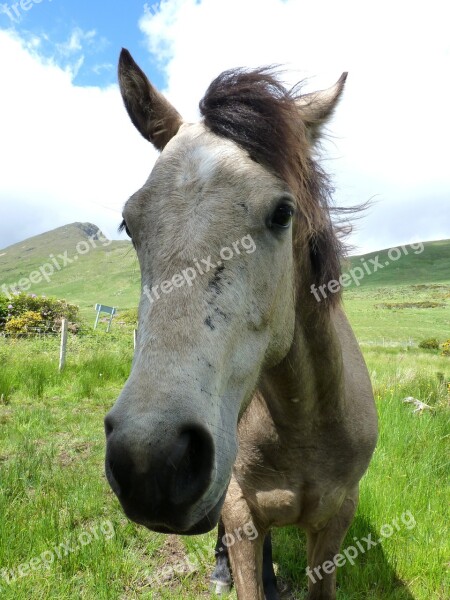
5 311 45 336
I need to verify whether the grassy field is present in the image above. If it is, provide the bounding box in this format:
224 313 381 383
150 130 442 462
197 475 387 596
0 301 449 599
0 228 449 598
343 283 450 344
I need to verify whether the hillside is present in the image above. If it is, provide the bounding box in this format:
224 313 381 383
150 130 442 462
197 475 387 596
0 223 140 312
342 240 449 343
346 239 450 287
0 225 449 335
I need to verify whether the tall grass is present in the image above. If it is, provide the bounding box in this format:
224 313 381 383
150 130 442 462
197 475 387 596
0 332 448 599
0 332 133 405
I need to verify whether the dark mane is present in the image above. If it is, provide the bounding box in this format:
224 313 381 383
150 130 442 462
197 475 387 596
199 67 349 308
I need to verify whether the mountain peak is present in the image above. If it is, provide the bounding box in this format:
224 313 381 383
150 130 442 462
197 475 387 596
71 222 105 241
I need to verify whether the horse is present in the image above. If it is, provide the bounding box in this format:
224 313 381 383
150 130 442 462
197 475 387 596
105 48 378 600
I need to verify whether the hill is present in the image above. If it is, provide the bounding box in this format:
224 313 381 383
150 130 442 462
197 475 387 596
346 239 450 287
0 225 449 333
343 240 449 343
0 223 140 313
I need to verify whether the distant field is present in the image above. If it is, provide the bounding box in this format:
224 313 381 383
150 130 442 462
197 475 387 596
344 283 449 344
346 239 450 287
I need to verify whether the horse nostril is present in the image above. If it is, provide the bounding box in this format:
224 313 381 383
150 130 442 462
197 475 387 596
105 443 133 498
105 421 216 517
104 414 114 437
169 427 214 506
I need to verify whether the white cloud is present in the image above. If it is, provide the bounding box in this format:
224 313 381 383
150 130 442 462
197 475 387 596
139 0 450 252
0 29 157 249
0 0 449 255
56 27 96 56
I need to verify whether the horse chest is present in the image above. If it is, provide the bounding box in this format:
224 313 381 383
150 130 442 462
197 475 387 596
241 468 348 530
235 431 355 530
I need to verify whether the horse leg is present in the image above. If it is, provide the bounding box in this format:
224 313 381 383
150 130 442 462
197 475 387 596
210 524 279 599
305 489 359 600
262 532 279 600
219 478 266 600
224 525 265 600
210 517 232 595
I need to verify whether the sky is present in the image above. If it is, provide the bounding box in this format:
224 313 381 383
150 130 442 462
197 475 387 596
0 0 449 254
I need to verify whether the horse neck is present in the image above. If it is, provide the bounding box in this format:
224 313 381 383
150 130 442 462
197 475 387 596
260 302 345 427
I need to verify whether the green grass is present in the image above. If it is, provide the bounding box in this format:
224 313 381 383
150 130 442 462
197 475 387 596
343 283 450 344
346 240 450 287
0 322 449 599
0 331 165 600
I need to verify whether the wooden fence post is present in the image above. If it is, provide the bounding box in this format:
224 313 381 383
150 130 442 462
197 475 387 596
59 318 68 372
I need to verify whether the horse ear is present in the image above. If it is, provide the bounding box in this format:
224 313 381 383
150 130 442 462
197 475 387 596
118 48 183 150
296 73 347 143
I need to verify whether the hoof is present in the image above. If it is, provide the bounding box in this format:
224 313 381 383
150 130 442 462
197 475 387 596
210 578 232 595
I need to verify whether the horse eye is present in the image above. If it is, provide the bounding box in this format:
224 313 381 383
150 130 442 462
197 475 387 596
119 219 132 238
269 204 295 229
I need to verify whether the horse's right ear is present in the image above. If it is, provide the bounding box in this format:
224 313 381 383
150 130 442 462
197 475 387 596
118 48 183 150
296 73 347 144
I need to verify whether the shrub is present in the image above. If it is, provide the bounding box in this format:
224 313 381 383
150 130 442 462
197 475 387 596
418 338 440 350
5 292 78 321
0 294 10 327
5 311 45 336
118 308 138 326
0 292 79 333
441 340 450 357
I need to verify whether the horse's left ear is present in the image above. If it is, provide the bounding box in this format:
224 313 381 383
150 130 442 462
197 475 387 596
296 73 348 143
118 48 183 150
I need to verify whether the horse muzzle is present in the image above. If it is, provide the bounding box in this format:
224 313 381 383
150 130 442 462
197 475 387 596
104 410 228 533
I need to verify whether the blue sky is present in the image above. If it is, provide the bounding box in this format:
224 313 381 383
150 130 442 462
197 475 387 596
0 0 449 252
0 0 165 88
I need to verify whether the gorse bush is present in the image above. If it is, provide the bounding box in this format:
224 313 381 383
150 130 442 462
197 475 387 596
0 292 79 334
5 292 79 321
418 338 440 350
0 294 10 326
441 340 450 357
117 308 138 326
5 311 44 336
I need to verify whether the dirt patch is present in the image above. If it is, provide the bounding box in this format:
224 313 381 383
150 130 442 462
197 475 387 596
58 441 94 467
120 535 299 598
147 536 194 586
410 284 450 290
375 301 445 309
0 408 13 424
122 535 206 598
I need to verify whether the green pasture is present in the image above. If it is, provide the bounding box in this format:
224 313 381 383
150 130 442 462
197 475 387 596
0 287 449 599
0 230 449 600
